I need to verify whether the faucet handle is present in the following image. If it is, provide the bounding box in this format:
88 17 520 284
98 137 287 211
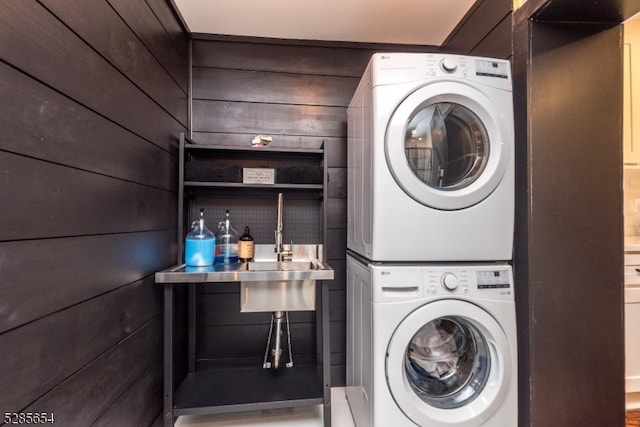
282 241 294 261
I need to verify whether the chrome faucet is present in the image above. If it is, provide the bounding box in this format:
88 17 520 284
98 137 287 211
275 193 293 261
264 193 294 370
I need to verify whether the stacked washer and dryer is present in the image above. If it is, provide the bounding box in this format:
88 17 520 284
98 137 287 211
346 53 517 427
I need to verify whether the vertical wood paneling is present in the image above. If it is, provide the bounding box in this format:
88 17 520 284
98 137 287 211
0 0 187 424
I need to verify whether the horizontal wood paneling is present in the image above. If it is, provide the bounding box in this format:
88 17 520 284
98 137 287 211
0 0 183 152
326 138 348 168
193 99 347 138
146 0 189 54
108 0 189 93
0 62 177 191
196 323 317 361
0 152 175 241
327 199 347 230
39 0 187 127
21 318 162 425
0 231 174 333
92 358 164 427
443 0 512 58
1 1 187 423
192 40 374 77
0 277 161 411
470 14 513 59
193 68 359 107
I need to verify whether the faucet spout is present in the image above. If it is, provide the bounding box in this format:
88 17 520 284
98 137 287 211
275 193 292 262
276 193 284 258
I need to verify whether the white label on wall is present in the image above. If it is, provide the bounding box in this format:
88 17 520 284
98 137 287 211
243 168 275 184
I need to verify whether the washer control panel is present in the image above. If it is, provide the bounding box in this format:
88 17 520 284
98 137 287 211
371 263 514 301
420 266 513 299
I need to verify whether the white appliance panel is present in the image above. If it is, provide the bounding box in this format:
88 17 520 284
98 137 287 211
347 53 514 262
346 254 518 427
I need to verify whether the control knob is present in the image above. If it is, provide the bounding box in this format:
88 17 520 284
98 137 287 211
441 58 458 73
441 272 458 290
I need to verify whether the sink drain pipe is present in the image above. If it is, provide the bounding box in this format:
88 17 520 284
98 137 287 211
263 310 294 369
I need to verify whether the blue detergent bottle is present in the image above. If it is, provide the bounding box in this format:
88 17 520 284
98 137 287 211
185 209 215 266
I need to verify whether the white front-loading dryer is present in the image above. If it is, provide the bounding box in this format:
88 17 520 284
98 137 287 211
347 53 514 262
346 253 518 427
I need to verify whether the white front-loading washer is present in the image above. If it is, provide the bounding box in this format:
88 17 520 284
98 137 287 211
347 53 514 262
346 252 517 427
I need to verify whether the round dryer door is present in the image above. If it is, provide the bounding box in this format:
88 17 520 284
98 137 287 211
386 300 513 426
385 81 512 210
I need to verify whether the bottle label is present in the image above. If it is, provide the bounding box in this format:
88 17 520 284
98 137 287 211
239 240 254 260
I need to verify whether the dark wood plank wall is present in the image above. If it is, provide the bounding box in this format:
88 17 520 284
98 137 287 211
443 0 513 59
0 1 188 425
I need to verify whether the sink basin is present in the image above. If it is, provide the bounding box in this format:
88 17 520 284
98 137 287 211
241 244 332 313
247 260 321 272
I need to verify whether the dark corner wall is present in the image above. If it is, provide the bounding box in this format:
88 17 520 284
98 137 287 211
0 1 188 425
512 1 640 426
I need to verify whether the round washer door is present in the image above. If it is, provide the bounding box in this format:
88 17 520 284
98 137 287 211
386 300 513 427
385 81 511 210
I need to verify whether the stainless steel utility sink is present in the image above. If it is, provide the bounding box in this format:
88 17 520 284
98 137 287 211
240 244 332 312
154 244 334 313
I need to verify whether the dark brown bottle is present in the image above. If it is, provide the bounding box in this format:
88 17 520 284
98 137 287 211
238 226 254 262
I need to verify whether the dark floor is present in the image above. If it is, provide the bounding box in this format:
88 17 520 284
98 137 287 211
628 409 640 427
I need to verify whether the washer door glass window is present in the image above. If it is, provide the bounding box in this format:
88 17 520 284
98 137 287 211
386 300 513 426
405 316 490 409
385 81 512 210
404 103 489 191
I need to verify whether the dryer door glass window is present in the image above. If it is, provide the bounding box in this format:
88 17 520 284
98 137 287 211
385 80 512 211
404 316 490 409
404 103 489 190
